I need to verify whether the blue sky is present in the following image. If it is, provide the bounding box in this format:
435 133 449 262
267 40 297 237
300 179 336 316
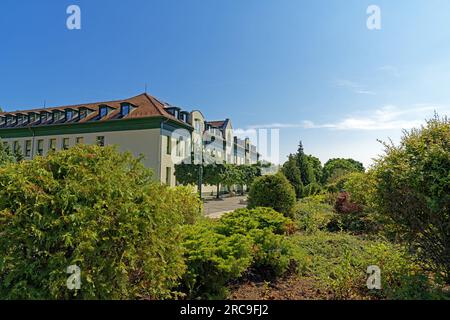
1 0 450 167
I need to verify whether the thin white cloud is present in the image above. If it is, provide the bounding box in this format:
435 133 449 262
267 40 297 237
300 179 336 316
334 79 376 95
243 105 449 131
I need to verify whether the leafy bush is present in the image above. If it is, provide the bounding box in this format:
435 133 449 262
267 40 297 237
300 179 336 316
293 195 337 234
0 145 195 299
373 115 450 281
217 207 292 236
181 220 253 299
166 185 203 224
302 182 322 197
248 173 296 217
322 158 365 184
292 232 446 299
218 207 302 277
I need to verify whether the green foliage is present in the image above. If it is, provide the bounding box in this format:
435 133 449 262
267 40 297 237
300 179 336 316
296 142 317 186
302 182 322 197
175 163 261 197
0 139 20 167
292 232 445 299
166 185 203 225
181 220 253 299
0 145 200 299
342 172 376 208
218 208 302 277
373 115 450 281
181 207 305 298
322 158 365 184
248 173 296 217
293 195 337 234
281 155 303 198
217 207 291 236
174 163 200 185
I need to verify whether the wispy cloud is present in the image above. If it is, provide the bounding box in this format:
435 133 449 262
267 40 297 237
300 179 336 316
242 105 449 132
334 79 376 95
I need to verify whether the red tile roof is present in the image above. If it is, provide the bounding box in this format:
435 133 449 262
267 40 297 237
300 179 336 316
0 93 191 128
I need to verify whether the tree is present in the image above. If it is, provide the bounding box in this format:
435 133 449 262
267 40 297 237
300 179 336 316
373 115 450 281
281 154 303 198
0 145 202 299
174 163 200 185
322 158 365 184
247 172 296 217
296 142 316 185
306 155 323 184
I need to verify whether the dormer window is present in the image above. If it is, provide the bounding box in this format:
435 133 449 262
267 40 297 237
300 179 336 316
79 108 87 120
52 110 62 122
28 113 37 124
66 109 74 121
40 112 48 123
120 104 131 117
0 116 5 126
6 115 13 126
17 114 25 125
99 106 108 118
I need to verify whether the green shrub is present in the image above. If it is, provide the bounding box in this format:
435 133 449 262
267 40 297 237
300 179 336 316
302 182 322 197
292 232 446 299
166 185 203 225
181 220 253 299
293 195 337 233
373 115 450 280
0 145 193 300
217 207 291 236
248 173 296 217
217 207 303 278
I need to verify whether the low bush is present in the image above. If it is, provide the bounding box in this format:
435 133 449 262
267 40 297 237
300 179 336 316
0 145 195 300
217 207 292 236
292 232 446 299
248 173 296 217
181 220 253 299
218 208 302 278
166 186 203 225
293 195 337 233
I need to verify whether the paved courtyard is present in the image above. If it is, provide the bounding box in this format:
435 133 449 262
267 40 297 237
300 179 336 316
203 196 247 219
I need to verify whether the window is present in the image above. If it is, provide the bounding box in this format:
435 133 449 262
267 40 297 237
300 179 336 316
40 113 47 123
166 136 172 155
99 106 108 118
121 104 131 117
13 141 19 153
25 140 31 157
194 120 202 133
79 109 87 120
37 140 44 156
66 110 73 121
2 141 8 149
96 136 105 147
76 137 84 144
62 138 70 150
29 113 36 123
49 139 56 151
176 137 182 157
165 167 172 186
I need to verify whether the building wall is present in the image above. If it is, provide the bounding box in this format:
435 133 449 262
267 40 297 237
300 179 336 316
1 128 162 179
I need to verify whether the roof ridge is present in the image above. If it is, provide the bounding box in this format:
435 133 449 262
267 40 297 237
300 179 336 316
0 93 149 115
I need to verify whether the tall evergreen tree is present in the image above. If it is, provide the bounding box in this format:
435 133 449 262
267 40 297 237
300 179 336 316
296 141 316 185
281 154 303 198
